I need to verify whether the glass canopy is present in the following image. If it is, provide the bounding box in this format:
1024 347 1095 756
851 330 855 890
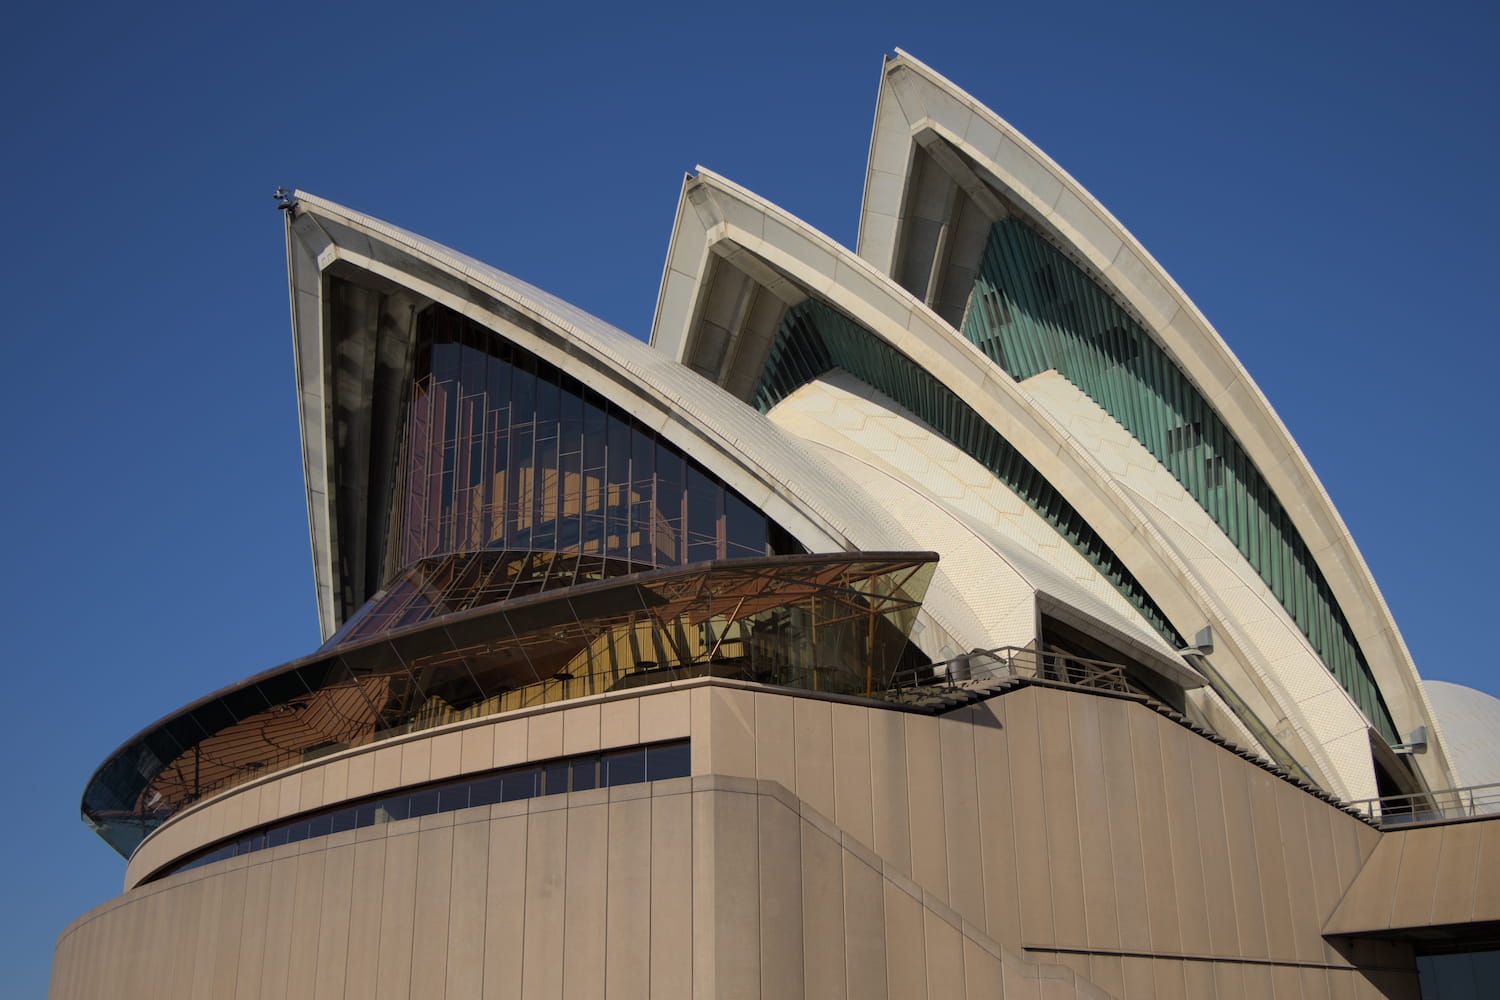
82 552 935 858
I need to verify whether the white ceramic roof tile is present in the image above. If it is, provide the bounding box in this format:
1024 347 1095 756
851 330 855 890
1424 681 1500 788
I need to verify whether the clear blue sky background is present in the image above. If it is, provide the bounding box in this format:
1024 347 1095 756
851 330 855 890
4 1 1496 994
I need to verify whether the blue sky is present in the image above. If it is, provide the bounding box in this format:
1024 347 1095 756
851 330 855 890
4 1 1496 994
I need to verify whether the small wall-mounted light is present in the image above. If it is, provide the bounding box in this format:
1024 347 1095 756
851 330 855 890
1178 625 1215 657
1390 725 1428 755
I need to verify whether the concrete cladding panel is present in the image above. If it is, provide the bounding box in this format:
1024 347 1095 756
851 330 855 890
124 688 704 889
56 777 1109 1000
64 681 1437 999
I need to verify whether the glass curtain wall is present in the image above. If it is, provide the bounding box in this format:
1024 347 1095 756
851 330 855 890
381 304 800 624
962 218 1396 739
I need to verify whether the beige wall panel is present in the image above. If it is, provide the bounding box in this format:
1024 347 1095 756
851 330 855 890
1067 695 1119 951
639 689 690 743
1037 691 1086 946
1211 961 1247 999
1187 735 1239 957
234 857 273 995
758 796 805 1000
961 937 1003 1000
1127 706 1182 955
1145 956 1188 1000
1275 793 1326 966
320 756 349 808
459 723 494 773
604 796 652 997
285 850 328 1000
165 877 203 997
562 801 609 1000
495 718 528 767
445 818 489 999
707 686 758 780
258 779 281 829
1388 824 1443 932
938 708 985 925
260 851 302 1000
1119 956 1155 1000
482 809 529 999
972 701 1019 946
373 744 404 793
343 838 388 999
409 825 454 996
1326 837 1401 935
1248 771 1296 961
799 812 847 999
1270 962 1304 1000
184 871 223 998
650 791 693 1000
1300 794 1351 962
298 766 326 814
753 692 797 791
1218 754 1270 960
868 704 914 879
179 869 217 995
1001 958 1045 1000
702 786 762 997
1326 965 1358 1000
842 853 888 1000
832 701 876 849
793 698 836 819
1432 821 1484 925
527 712 564 763
1097 698 1150 955
883 882 928 1000
311 843 356 1000
375 832 419 1000
1005 690 1054 945
1180 958 1216 999
562 702 601 757
922 908 965 999
1158 728 1206 953
599 697 639 748
211 865 249 995
346 748 376 799
904 713 949 902
1237 962 1273 998
521 808 567 1000
1471 820 1500 921
429 729 463 781
1086 953 1125 998
278 774 304 821
690 687 713 775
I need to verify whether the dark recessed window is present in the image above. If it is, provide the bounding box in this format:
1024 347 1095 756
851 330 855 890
156 739 690 882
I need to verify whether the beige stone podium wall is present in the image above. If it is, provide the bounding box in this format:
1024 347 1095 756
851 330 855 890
55 680 1432 998
688 682 1418 999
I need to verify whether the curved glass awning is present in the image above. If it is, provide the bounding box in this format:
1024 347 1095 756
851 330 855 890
82 552 936 858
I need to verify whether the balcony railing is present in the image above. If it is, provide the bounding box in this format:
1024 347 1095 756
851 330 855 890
886 646 1133 702
1345 782 1500 827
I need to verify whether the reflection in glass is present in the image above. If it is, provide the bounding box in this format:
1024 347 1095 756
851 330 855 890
395 304 799 608
87 553 935 857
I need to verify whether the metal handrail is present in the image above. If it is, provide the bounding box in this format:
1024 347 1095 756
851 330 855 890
887 646 1133 697
1345 781 1500 826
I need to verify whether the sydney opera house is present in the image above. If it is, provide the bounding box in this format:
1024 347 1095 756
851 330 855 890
51 52 1500 999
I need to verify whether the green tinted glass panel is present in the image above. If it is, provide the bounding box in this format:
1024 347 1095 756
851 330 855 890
962 218 1395 739
753 298 1182 649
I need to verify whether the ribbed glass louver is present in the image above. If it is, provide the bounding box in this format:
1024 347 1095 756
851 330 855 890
753 298 1184 650
962 218 1396 740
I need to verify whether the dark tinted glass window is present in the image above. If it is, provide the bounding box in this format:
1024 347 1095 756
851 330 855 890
604 749 647 787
